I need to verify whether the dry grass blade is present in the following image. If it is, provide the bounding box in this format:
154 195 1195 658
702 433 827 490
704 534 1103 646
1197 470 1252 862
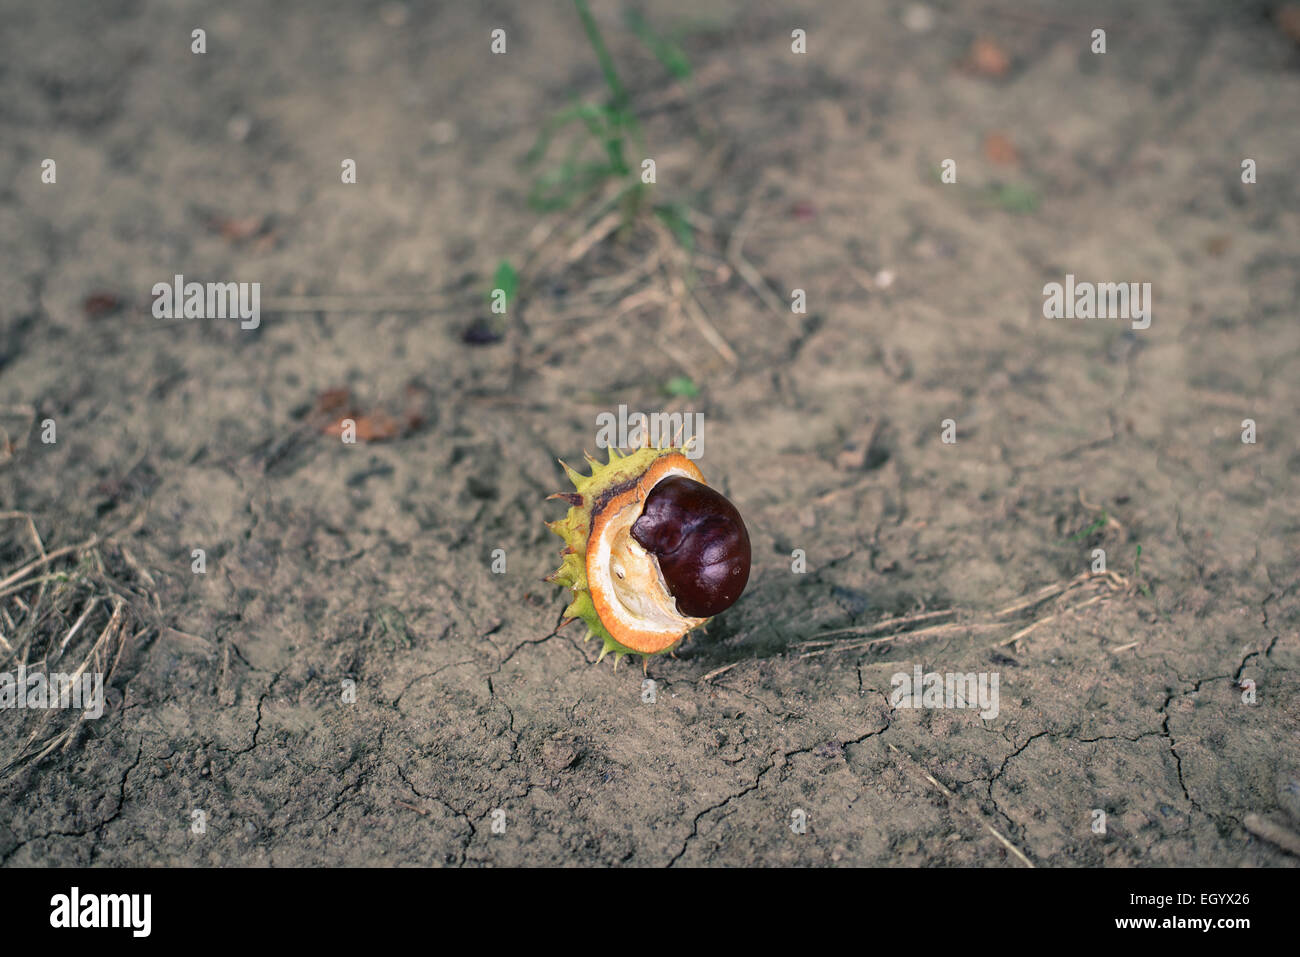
56 596 99 660
798 621 1004 659
0 514 163 779
799 608 957 647
566 210 623 264
993 570 1095 618
682 287 738 367
796 569 1133 661
888 743 1034 867
0 536 100 594
700 661 740 682
725 193 794 323
646 216 739 369
992 577 1125 649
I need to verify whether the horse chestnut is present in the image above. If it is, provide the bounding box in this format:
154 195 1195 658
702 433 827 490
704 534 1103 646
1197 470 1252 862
631 476 750 618
546 445 752 666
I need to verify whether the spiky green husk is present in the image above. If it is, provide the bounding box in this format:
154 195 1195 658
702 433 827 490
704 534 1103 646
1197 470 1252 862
546 445 681 668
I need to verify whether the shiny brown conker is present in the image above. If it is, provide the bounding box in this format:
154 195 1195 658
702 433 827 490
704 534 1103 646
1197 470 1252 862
631 475 751 618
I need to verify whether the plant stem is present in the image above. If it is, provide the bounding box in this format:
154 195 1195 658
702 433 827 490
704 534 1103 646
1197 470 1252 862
573 0 629 110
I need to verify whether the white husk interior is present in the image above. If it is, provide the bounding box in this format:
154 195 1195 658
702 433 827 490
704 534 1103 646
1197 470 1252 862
589 465 705 637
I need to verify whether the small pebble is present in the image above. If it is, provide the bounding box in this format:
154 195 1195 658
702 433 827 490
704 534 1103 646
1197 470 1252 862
226 114 252 142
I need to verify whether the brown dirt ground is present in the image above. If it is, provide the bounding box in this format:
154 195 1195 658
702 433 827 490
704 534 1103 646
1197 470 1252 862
1 0 1298 866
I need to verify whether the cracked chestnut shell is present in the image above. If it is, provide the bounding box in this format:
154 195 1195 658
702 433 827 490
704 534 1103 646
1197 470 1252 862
631 475 751 618
547 446 753 663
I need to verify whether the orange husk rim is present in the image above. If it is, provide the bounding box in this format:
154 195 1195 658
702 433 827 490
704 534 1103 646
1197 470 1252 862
545 445 707 665
585 452 705 654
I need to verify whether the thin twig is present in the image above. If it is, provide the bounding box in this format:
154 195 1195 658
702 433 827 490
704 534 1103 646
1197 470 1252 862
993 571 1097 619
799 609 956 646
888 743 1034 867
993 590 1112 648
700 661 740 682
798 622 1004 659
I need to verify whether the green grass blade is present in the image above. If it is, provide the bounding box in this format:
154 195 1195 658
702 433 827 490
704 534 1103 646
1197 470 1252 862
573 0 629 109
625 9 691 80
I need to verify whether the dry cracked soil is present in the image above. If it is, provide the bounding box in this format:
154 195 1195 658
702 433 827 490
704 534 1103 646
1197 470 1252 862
1 0 1298 866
